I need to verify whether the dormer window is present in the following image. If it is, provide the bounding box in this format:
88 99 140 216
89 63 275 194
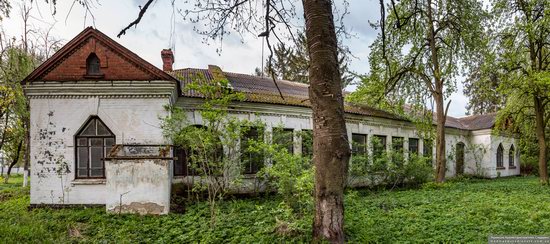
86 53 101 76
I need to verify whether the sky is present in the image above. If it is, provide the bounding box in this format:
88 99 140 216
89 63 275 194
3 0 469 117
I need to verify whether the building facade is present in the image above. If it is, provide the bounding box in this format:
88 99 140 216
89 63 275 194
23 28 520 214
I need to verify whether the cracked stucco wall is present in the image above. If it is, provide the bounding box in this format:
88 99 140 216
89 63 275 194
105 158 171 215
29 97 170 205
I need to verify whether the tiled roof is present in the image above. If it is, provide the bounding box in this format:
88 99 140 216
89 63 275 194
456 113 496 130
170 66 496 130
170 66 406 121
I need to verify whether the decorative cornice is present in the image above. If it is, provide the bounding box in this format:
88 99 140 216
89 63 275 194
28 94 171 99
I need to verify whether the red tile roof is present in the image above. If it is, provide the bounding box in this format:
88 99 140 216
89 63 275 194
170 66 407 121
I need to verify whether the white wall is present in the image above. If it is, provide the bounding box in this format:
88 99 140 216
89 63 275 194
29 96 171 205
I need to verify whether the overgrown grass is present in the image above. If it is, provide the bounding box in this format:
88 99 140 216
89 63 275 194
1 176 549 243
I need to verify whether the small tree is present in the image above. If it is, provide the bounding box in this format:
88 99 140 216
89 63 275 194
162 71 251 225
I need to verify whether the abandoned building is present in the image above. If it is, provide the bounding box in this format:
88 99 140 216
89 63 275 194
22 28 520 214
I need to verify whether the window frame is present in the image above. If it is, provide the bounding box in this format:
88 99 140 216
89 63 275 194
372 135 387 160
86 53 101 75
496 143 504 169
300 129 313 158
273 128 295 154
74 116 115 179
241 126 265 175
172 125 223 177
392 137 404 153
351 133 367 156
408 138 419 155
508 145 515 167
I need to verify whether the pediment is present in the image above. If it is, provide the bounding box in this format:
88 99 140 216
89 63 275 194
23 27 175 83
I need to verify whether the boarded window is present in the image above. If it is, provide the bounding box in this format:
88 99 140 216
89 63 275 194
409 138 419 155
75 117 114 178
241 127 264 174
497 143 504 168
352 133 367 156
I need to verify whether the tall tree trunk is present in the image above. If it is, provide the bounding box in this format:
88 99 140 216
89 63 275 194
426 0 447 183
5 139 23 184
303 0 351 242
534 96 548 184
434 93 447 182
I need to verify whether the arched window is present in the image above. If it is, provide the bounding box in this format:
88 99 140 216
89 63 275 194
509 145 515 167
496 143 504 168
173 125 223 176
456 142 465 175
86 53 101 75
76 117 115 178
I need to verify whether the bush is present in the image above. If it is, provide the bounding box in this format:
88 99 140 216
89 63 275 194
349 150 433 188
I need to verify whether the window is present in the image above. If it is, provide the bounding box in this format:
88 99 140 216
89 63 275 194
352 133 367 156
273 128 294 154
509 145 515 167
497 143 504 168
409 138 419 155
372 135 387 160
456 142 465 175
173 146 195 176
392 137 404 153
423 139 433 157
75 117 114 178
241 127 264 174
86 53 101 75
173 125 223 177
301 130 313 158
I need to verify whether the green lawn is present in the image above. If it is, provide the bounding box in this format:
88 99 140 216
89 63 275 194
0 176 549 243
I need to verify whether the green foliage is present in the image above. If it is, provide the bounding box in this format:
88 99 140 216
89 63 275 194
256 129 314 215
349 137 433 188
2 177 550 242
0 47 34 169
485 1 550 180
255 32 354 87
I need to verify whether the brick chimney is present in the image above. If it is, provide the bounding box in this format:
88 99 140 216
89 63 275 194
161 49 174 72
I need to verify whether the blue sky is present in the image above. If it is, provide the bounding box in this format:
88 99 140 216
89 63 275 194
3 0 469 117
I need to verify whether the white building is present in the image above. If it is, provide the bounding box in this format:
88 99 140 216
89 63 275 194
23 28 520 214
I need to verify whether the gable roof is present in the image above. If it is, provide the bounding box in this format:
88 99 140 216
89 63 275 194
170 66 406 121
456 113 496 130
23 27 176 83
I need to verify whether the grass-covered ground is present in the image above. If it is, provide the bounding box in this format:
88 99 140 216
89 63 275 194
1 176 549 243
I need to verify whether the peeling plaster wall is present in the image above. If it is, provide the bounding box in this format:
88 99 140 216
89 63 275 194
29 97 170 205
176 97 521 187
106 158 171 215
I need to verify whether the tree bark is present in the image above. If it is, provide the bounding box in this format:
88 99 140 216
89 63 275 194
434 93 446 182
534 96 548 184
303 0 350 242
5 139 23 184
426 0 447 183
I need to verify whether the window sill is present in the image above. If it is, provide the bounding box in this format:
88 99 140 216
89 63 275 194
71 179 106 186
242 174 258 179
508 166 517 169
496 167 506 170
83 74 105 79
